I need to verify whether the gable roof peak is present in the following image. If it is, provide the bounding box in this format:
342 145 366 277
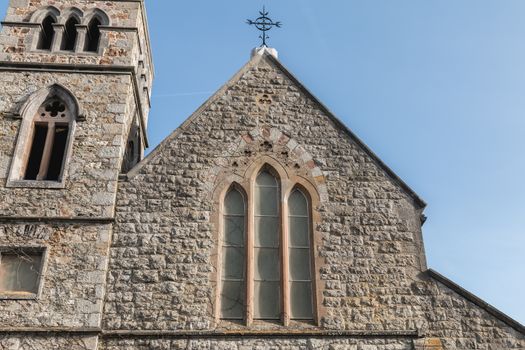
251 46 279 59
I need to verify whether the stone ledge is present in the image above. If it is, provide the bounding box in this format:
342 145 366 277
101 329 419 339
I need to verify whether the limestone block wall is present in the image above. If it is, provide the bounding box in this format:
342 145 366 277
104 55 427 332
0 222 112 328
0 0 147 68
102 55 525 349
0 0 153 123
0 71 136 218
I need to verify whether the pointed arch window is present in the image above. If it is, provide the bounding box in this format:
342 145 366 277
218 164 317 325
37 15 56 50
85 17 102 52
220 187 246 319
62 17 79 51
8 85 80 188
24 98 72 181
288 188 314 319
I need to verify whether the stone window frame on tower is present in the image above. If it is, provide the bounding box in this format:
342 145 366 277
0 246 48 300
213 157 322 327
6 84 83 189
29 7 110 55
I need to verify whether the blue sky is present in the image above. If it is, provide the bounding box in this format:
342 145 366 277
2 1 524 323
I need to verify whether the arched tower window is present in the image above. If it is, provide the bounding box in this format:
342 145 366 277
220 187 246 319
24 98 73 181
85 17 101 52
37 15 56 50
254 170 281 320
62 17 79 51
288 188 314 319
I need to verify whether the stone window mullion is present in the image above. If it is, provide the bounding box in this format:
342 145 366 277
36 121 55 181
281 181 291 326
245 180 255 326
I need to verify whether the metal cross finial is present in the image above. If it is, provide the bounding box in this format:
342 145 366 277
247 6 282 47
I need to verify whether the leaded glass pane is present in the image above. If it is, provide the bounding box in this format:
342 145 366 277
289 190 308 216
254 248 280 280
290 281 313 319
221 187 246 319
256 171 278 187
0 253 42 293
289 217 309 247
220 281 244 319
224 216 245 246
256 187 279 215
254 216 279 247
221 247 245 280
289 248 311 281
225 189 245 215
254 281 280 319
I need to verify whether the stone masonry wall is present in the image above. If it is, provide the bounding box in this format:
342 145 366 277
102 54 524 349
0 222 111 328
0 71 135 218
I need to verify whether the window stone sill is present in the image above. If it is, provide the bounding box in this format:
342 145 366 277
0 291 38 300
6 179 66 189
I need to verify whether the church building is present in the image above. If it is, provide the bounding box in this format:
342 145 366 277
0 1 523 349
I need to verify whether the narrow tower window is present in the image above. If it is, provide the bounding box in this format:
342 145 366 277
288 189 314 319
24 99 72 181
254 171 281 319
220 188 246 319
85 18 101 52
62 17 79 51
37 15 56 50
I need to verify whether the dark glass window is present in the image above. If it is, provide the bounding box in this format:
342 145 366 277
62 17 79 51
37 15 55 50
85 18 101 52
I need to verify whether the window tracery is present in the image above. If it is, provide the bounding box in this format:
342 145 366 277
217 161 318 325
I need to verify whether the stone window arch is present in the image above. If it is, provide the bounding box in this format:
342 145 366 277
216 159 320 326
33 7 59 51
7 85 82 188
83 9 109 53
61 15 80 51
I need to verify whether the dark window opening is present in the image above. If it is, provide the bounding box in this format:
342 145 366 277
85 18 101 52
62 17 79 51
24 124 48 180
46 126 69 181
37 15 55 50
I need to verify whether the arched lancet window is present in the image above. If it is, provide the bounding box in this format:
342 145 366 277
24 98 73 181
220 187 246 319
217 161 318 325
62 17 79 51
288 188 314 319
85 17 102 52
254 170 281 320
37 15 56 50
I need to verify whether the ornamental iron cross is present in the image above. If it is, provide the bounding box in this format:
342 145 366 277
247 7 282 47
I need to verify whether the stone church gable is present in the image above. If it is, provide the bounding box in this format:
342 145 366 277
103 50 524 348
126 51 425 212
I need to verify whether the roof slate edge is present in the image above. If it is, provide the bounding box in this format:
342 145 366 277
427 268 525 335
127 52 427 209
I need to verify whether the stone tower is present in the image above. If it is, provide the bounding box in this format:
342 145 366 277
0 0 152 348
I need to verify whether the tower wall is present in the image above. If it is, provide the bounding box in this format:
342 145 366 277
0 1 152 348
